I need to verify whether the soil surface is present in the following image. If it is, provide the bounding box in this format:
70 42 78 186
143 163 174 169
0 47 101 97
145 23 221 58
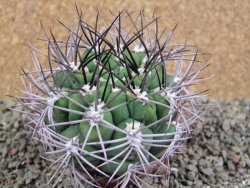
0 99 249 187
0 0 250 100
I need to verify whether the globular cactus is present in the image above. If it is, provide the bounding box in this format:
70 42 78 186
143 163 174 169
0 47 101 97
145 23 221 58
12 9 208 188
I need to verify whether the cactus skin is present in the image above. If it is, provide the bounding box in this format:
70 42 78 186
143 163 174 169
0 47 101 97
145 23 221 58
12 9 208 188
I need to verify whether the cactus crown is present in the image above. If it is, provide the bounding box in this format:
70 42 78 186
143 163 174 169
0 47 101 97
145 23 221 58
13 9 208 188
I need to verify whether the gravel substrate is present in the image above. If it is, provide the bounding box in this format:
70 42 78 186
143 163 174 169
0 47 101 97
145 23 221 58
0 99 249 188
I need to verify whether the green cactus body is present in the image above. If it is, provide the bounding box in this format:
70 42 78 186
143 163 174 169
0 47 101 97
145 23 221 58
49 48 176 156
68 93 85 121
81 50 96 72
149 123 176 156
54 72 79 89
127 94 158 125
61 125 100 165
100 158 135 176
152 93 171 120
105 55 119 70
54 71 72 89
107 119 152 162
80 111 114 144
47 48 178 176
148 67 164 90
61 124 81 138
107 90 129 125
123 50 146 67
52 97 69 132
98 83 112 102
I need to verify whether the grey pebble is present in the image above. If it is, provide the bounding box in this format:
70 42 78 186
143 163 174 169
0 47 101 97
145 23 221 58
1 147 8 158
219 173 228 181
0 133 7 142
200 167 214 176
221 149 227 160
222 120 230 131
198 159 207 167
227 160 236 171
239 160 246 168
232 146 241 153
8 161 19 169
185 165 198 173
187 171 196 181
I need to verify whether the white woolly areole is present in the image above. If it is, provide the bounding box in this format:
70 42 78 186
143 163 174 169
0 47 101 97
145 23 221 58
119 66 124 71
113 77 119 82
125 121 143 147
166 91 177 107
174 76 181 83
133 89 149 105
69 61 80 71
112 87 121 92
131 67 146 77
93 59 99 65
47 93 60 105
114 53 124 62
47 91 67 105
133 45 145 53
85 101 105 125
114 44 124 52
173 121 182 139
126 121 141 134
80 85 96 96
100 77 106 82
153 87 160 93
167 91 176 99
65 136 79 155
142 56 148 64
88 44 101 52
128 163 134 170
138 67 145 74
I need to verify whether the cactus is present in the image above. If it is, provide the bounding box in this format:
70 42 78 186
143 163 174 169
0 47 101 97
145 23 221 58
12 9 208 188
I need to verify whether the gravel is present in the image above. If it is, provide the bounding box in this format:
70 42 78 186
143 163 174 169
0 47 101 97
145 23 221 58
0 99 249 188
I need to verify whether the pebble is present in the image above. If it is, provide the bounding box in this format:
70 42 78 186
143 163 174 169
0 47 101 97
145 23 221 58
198 159 207 166
13 121 19 129
1 147 8 158
187 171 196 181
185 165 198 173
8 161 19 169
239 160 246 168
232 155 241 163
10 148 18 156
26 158 33 165
222 120 230 131
0 133 6 142
219 173 228 181
232 146 241 153
200 168 214 176
221 149 227 160
24 170 41 184
227 161 236 171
